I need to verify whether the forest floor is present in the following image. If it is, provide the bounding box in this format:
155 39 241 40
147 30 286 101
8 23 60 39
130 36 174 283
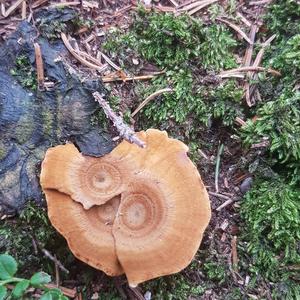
0 0 299 299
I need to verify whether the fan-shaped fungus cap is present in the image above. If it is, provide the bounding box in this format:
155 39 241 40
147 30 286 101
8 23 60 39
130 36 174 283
40 129 211 286
43 189 123 276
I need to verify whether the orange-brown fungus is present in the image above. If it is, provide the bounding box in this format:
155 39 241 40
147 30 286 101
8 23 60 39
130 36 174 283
40 129 211 287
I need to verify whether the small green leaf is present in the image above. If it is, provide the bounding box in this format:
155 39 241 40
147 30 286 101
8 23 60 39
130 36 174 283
40 289 68 300
12 279 30 298
0 286 7 300
30 272 51 286
0 254 18 279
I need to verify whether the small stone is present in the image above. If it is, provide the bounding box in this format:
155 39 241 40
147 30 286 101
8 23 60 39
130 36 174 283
132 58 139 65
240 177 253 194
144 291 152 300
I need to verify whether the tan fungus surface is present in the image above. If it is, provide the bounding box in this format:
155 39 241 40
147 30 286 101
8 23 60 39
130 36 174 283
40 129 211 286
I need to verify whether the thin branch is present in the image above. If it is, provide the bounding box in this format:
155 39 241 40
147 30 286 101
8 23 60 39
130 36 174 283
1 0 25 17
231 236 238 270
40 248 69 274
215 143 224 193
220 66 281 76
93 92 146 148
102 72 165 83
100 52 121 71
208 191 231 201
131 88 173 117
216 199 234 211
34 42 45 90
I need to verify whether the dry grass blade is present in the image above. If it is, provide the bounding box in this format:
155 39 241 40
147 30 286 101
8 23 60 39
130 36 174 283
178 0 207 11
244 25 258 106
220 66 281 76
249 0 272 5
2 0 25 17
100 52 121 71
208 191 231 201
236 12 252 27
168 0 179 6
188 0 218 15
102 72 165 83
131 88 173 117
217 18 253 45
21 0 26 19
34 42 45 90
253 34 276 67
235 117 246 126
50 1 80 7
32 0 48 9
61 33 107 72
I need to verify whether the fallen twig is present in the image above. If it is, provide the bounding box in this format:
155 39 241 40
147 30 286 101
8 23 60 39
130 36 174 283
1 0 25 17
21 1 26 19
50 1 80 7
93 92 146 148
40 248 69 274
217 18 253 45
235 117 247 126
61 33 107 72
216 198 234 211
187 0 218 15
167 0 179 6
236 12 252 27
208 191 232 201
220 66 281 76
231 236 238 270
131 88 173 117
215 143 224 193
102 72 165 83
100 52 121 71
34 42 45 90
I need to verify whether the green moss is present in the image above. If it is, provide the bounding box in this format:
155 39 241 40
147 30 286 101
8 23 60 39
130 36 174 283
103 11 241 129
239 179 300 285
14 115 35 144
10 55 37 91
41 109 54 137
0 202 74 277
0 147 7 160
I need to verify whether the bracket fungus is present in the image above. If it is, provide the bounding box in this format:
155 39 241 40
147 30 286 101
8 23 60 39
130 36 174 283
40 129 211 286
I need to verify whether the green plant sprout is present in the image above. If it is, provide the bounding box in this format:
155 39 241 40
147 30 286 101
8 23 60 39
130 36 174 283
0 254 68 300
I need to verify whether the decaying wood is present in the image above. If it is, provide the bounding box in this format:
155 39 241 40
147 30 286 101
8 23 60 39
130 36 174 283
93 92 146 148
34 42 45 90
131 88 173 117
